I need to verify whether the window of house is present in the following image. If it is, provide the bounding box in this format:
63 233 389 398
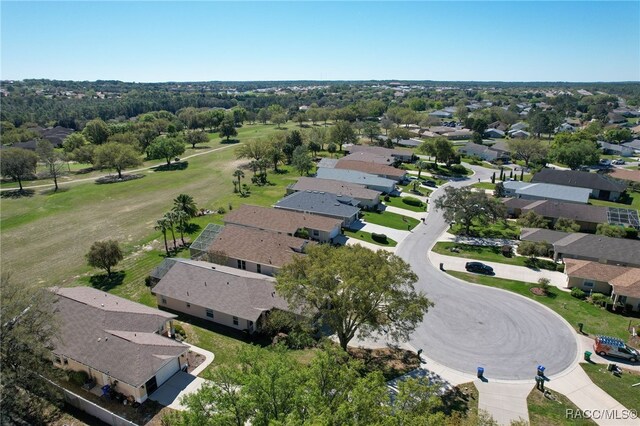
618 296 628 304
583 281 594 288
54 356 62 364
233 316 239 325
313 230 319 236
206 309 214 318
161 297 167 304
256 264 261 273
237 260 246 270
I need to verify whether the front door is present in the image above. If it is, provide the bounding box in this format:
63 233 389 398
145 376 158 395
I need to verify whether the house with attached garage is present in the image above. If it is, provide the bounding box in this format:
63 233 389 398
315 167 397 194
598 141 634 157
223 204 343 243
459 142 510 163
564 259 640 312
151 258 291 333
50 287 188 402
345 145 414 163
190 223 312 276
334 159 407 182
275 190 361 227
531 169 628 202
287 177 381 209
503 181 591 204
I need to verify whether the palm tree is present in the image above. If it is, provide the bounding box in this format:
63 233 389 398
173 210 190 246
164 211 178 250
155 218 170 256
416 161 428 179
233 169 245 195
173 193 198 218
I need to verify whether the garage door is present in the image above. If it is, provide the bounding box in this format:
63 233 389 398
155 358 180 387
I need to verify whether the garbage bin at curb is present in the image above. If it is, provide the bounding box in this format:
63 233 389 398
584 351 592 361
477 367 484 378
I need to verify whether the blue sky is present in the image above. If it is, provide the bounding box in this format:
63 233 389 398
1 1 638 82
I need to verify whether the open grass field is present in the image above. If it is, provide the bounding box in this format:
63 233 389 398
527 387 595 426
432 242 560 271
362 210 420 230
580 363 640 413
447 271 636 340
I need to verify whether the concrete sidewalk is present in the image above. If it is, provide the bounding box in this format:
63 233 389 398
185 342 215 376
475 381 532 425
345 237 395 252
546 364 637 425
382 204 427 220
429 251 569 289
352 221 412 243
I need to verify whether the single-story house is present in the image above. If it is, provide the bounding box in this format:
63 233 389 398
531 169 628 202
50 287 188 402
598 141 634 157
275 190 361 227
503 181 591 204
488 121 509 132
316 168 397 194
287 176 381 209
459 142 510 163
152 258 291 333
335 159 407 182
609 168 640 184
608 112 627 124
503 198 639 232
622 139 640 152
341 151 396 165
510 122 528 132
555 123 575 133
484 128 505 139
509 130 531 139
428 110 453 118
520 228 640 267
195 224 312 276
396 138 423 147
223 204 342 243
346 145 414 162
443 129 473 140
564 259 640 312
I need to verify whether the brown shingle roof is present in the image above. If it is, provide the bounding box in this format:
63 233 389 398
51 287 187 387
291 177 381 201
520 200 608 223
341 151 395 165
223 205 342 234
208 225 312 268
609 168 640 183
335 160 406 178
565 259 640 298
348 145 412 158
152 259 290 322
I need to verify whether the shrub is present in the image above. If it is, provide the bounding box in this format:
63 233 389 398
571 287 586 299
501 245 513 257
383 195 390 202
624 227 638 239
537 277 551 295
371 233 388 243
556 263 565 272
590 293 608 307
173 323 187 339
217 206 226 214
402 197 423 207
449 164 468 175
68 370 89 386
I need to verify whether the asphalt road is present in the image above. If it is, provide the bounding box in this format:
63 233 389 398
397 165 577 380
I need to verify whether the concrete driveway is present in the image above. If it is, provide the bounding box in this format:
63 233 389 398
149 371 209 410
396 164 578 380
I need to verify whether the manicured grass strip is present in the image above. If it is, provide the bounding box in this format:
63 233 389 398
432 242 560 271
581 363 640 413
589 190 640 210
527 387 596 426
383 195 427 213
447 271 633 340
362 211 420 230
471 182 496 190
344 229 398 247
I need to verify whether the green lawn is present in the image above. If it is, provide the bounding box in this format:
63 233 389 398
362 211 420 230
527 387 595 426
581 363 640 412
471 182 496 191
432 242 560 271
589 190 640 210
449 220 521 239
447 272 635 340
344 229 398 247
383 195 427 212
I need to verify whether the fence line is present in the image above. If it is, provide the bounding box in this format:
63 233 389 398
55 383 138 426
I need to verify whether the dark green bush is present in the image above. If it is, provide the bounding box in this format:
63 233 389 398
371 233 388 243
174 323 187 339
68 370 89 386
449 164 468 175
570 287 586 300
624 227 638 239
383 195 390 202
402 197 423 207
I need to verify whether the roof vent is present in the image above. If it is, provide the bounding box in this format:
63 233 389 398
211 266 216 270
227 282 229 285
98 337 101 342
101 303 104 307
204 282 207 286
187 291 189 296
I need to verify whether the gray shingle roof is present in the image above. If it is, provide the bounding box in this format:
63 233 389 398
275 191 360 219
532 169 628 193
290 177 381 201
152 259 290 322
504 181 591 204
51 287 187 387
315 168 396 191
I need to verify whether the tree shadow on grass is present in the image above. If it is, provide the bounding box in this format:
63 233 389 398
183 223 202 234
0 189 35 198
89 271 126 291
41 187 70 196
151 161 189 172
191 145 212 150
221 139 240 145
274 169 290 175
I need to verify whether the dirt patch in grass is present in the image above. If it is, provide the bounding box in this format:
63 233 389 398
530 287 547 296
347 346 420 380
